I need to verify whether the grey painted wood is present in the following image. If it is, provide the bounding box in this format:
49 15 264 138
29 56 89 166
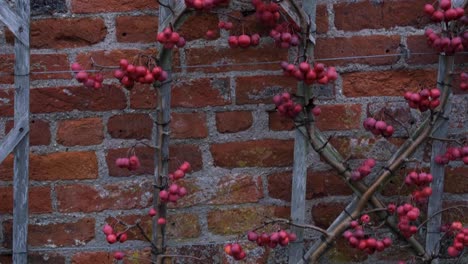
0 115 28 164
289 1 317 263
425 55 454 263
0 0 29 46
11 1 30 263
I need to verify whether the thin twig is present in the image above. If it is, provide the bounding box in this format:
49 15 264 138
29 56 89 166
264 218 329 236
136 222 160 254
418 205 468 230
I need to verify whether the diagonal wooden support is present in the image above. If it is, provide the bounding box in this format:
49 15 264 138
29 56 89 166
0 115 29 164
0 0 29 47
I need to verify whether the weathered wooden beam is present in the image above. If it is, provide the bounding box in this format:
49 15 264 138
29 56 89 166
0 115 29 164
0 0 29 46
12 0 30 263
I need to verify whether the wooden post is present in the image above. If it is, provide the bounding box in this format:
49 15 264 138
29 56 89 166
0 0 31 263
288 1 317 263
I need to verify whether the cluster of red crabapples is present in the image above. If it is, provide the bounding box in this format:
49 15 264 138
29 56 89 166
343 216 393 254
115 155 141 171
446 222 468 257
363 117 394 138
71 63 104 90
404 171 433 203
156 27 186 49
404 88 441 112
252 0 281 27
460 72 468 91
273 92 303 118
270 22 301 48
228 33 261 48
435 145 468 165
350 158 376 181
224 243 246 260
280 61 338 85
159 161 191 204
424 28 465 55
396 203 420 238
113 59 168 90
184 0 229 10
147 207 167 226
247 229 297 248
423 0 465 23
102 224 127 260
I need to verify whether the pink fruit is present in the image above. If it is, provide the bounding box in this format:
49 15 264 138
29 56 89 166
238 34 251 48
118 232 128 243
114 251 125 260
107 234 117 244
157 217 166 225
102 224 113 235
179 161 191 172
149 208 157 217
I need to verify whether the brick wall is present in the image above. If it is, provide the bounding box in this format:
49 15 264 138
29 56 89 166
0 0 466 263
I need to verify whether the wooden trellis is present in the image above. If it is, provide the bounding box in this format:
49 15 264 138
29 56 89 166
0 0 30 264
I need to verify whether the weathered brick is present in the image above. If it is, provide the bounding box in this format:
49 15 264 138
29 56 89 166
315 104 362 131
56 180 152 213
328 136 377 161
442 201 468 224
0 89 13 116
316 5 328 34
444 167 467 194
106 145 203 177
236 75 296 105
325 237 369 263
342 70 437 97
6 18 107 49
179 13 219 41
72 0 157 13
0 152 98 181
269 111 295 131
116 15 158 43
71 252 113 264
164 245 221 264
0 54 70 84
56 118 103 146
210 139 294 168
311 202 347 228
30 85 127 113
334 0 430 31
268 170 352 201
171 112 208 139
2 218 95 247
32 0 67 16
172 78 231 107
207 206 288 235
185 44 288 73
406 35 439 65
208 174 264 205
0 186 52 214
215 111 253 133
107 114 153 140
316 35 400 66
130 83 158 109
5 119 51 146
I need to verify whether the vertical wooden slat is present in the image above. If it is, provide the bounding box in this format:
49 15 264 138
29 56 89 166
425 55 454 263
289 1 317 263
12 0 30 263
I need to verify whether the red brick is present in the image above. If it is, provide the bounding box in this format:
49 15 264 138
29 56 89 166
0 89 13 116
56 180 152 213
107 114 153 140
6 18 107 49
268 111 295 131
5 119 51 146
106 145 203 177
268 170 352 201
72 0 157 13
71 252 113 264
215 111 253 133
185 44 288 73
30 85 126 113
444 167 467 194
130 83 158 109
311 202 347 228
328 136 377 160
0 186 52 214
210 139 294 168
334 0 430 31
0 152 98 181
0 54 69 84
57 118 103 146
442 201 468 224
207 206 287 235
0 253 66 264
236 75 297 105
2 218 95 248
316 35 400 66
315 104 362 130
406 35 438 64
171 112 208 139
316 5 328 34
165 245 221 264
172 78 231 107
208 174 264 205
179 13 219 41
325 237 369 263
116 15 158 43
342 70 437 97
